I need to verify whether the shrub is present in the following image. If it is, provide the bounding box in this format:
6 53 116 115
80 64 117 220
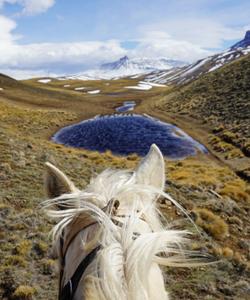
221 130 237 143
40 259 56 275
127 153 138 161
13 285 37 300
213 141 234 153
14 240 32 257
219 180 249 202
222 247 234 259
33 241 48 256
4 255 26 267
193 208 229 240
212 125 224 133
224 149 244 160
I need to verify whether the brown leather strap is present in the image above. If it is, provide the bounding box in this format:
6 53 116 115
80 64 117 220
58 199 120 298
62 199 120 257
62 216 97 257
59 245 101 300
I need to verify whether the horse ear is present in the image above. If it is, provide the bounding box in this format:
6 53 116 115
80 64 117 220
45 162 77 198
135 144 165 190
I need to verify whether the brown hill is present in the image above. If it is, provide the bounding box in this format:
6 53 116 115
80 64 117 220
156 54 250 179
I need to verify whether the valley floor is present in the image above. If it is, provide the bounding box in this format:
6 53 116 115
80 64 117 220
0 77 249 299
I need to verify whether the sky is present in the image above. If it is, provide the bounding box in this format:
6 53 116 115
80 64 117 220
0 0 249 78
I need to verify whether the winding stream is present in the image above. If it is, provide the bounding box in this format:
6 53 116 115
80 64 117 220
116 101 136 113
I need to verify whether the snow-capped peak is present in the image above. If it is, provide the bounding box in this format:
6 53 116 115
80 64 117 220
101 56 187 72
59 56 187 81
231 30 250 49
101 56 130 70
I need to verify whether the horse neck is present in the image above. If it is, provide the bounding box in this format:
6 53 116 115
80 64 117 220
61 223 99 287
59 198 166 300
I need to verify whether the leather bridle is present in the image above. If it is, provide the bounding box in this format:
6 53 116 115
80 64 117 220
58 200 120 300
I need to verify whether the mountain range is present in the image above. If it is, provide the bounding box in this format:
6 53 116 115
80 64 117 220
59 56 186 81
145 30 250 85
57 31 250 83
100 56 187 71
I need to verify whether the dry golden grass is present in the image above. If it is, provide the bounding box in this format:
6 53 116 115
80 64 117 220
221 130 238 142
208 134 244 159
24 77 141 95
14 240 32 257
193 208 229 240
4 255 27 268
13 285 37 300
168 158 235 189
40 259 56 275
33 241 48 256
126 153 139 161
222 247 234 259
219 179 250 202
210 246 234 260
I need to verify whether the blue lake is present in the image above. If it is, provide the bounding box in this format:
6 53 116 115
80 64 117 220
52 114 207 159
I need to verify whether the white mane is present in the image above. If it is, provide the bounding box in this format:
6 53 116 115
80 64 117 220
42 144 210 300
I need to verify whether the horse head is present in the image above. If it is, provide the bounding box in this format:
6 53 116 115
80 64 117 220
42 144 208 300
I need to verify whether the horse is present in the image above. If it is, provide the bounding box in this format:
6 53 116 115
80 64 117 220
42 144 208 300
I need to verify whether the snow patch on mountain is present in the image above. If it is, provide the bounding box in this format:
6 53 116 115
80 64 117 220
38 78 51 83
74 87 85 91
125 80 166 90
125 83 153 91
87 90 100 94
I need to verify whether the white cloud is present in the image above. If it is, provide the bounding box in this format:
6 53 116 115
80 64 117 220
0 9 126 77
0 14 17 44
0 0 55 15
131 31 212 62
0 40 126 69
0 32 212 78
0 0 128 79
0 16 212 79
0 17 126 78
138 19 246 49
0 14 126 78
0 5 248 79
19 0 55 16
0 17 232 79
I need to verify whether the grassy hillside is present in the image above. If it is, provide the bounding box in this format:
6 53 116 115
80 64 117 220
156 54 250 179
0 74 249 299
0 74 20 86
